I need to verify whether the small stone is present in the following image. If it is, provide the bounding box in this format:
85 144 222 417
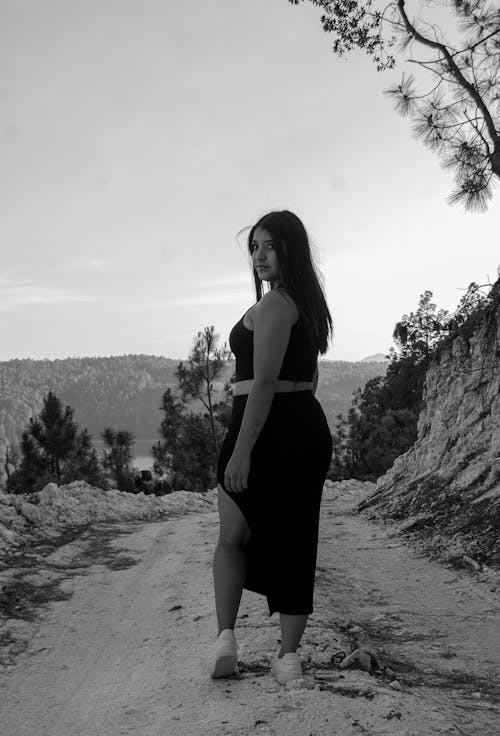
471 691 482 699
388 679 403 690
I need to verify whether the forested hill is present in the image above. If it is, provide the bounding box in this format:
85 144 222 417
316 360 387 429
0 355 180 447
0 355 386 447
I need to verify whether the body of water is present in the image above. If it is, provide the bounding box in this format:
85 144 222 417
132 439 156 470
134 454 154 471
93 438 157 472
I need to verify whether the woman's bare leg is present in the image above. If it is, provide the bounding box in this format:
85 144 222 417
213 485 252 636
213 541 247 635
278 613 308 656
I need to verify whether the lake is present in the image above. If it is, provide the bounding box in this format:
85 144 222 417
93 438 157 472
134 454 154 471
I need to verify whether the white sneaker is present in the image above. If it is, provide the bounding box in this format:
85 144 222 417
211 629 239 678
271 650 303 684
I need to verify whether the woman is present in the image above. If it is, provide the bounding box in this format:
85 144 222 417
212 210 333 685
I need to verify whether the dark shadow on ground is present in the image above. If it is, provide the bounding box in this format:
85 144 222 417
0 521 148 665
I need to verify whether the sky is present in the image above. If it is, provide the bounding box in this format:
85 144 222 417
1 0 498 363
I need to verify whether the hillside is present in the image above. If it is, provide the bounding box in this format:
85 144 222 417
0 355 181 448
359 278 500 568
315 359 387 429
0 355 386 467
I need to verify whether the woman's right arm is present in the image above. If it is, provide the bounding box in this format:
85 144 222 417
232 291 294 457
223 291 295 493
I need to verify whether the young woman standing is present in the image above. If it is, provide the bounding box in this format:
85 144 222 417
212 210 333 684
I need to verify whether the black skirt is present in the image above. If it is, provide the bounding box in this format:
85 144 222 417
216 390 333 617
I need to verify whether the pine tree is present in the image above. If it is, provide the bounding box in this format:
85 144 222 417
101 428 136 492
153 326 233 492
175 326 232 454
289 0 500 210
336 292 452 480
7 391 105 493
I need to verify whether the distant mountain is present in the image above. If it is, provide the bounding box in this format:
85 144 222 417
360 353 390 363
0 355 387 454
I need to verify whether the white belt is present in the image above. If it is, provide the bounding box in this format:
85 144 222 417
232 379 313 396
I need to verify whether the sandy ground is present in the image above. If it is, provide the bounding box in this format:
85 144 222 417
1 485 499 736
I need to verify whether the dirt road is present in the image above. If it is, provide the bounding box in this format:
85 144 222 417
1 484 499 736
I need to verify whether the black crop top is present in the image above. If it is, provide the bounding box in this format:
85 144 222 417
229 304 318 382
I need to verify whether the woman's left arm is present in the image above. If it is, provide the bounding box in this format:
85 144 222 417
224 291 294 493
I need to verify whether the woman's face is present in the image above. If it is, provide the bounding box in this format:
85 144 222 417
250 227 282 286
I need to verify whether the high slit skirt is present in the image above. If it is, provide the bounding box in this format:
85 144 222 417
216 390 333 617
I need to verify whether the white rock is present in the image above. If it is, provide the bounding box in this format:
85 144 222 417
38 483 62 504
12 496 24 512
20 501 43 524
0 525 20 545
0 505 20 528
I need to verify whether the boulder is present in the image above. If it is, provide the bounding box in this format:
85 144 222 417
20 501 43 524
38 482 62 504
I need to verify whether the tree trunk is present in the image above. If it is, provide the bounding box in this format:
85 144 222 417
204 333 219 455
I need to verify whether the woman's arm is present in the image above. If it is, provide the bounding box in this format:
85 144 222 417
233 289 295 456
223 291 295 493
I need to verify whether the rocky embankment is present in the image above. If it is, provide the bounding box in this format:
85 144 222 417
0 482 218 556
360 283 500 571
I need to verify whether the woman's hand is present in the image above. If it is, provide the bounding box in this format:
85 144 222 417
224 450 250 494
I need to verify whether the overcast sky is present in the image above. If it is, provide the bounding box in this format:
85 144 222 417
1 0 498 363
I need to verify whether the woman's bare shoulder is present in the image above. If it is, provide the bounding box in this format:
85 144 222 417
258 288 299 323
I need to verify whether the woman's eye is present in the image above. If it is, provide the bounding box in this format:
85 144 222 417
251 242 274 252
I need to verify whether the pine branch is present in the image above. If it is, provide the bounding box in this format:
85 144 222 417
397 0 500 159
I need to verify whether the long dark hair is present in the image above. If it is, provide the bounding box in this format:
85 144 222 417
247 210 333 355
